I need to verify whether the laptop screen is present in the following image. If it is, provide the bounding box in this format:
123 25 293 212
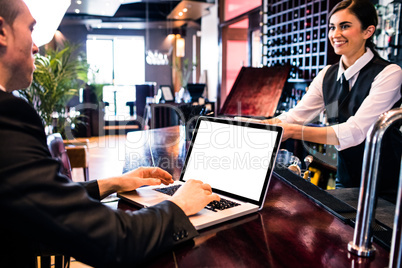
180 117 282 205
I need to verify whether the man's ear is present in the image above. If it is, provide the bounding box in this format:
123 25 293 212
0 17 8 47
364 25 376 40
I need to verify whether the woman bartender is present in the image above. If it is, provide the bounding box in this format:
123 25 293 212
265 0 402 201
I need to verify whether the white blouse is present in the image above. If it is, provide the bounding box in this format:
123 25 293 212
278 48 402 150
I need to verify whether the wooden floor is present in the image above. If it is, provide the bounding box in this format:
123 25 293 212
68 135 127 268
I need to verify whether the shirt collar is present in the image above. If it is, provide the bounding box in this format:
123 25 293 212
337 47 374 81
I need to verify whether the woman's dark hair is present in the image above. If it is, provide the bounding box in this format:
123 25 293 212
329 0 378 54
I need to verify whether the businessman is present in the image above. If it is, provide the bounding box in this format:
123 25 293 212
0 0 219 267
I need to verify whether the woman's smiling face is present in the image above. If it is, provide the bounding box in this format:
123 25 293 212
328 9 374 67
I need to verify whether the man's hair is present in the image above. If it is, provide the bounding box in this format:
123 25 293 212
0 0 20 26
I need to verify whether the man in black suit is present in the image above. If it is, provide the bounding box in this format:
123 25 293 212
0 1 219 267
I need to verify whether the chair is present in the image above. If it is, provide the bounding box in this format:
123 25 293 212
63 139 90 181
126 101 136 116
47 133 72 180
135 83 156 118
36 133 72 268
186 83 206 102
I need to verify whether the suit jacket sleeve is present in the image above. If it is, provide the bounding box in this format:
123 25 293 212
79 180 101 200
0 91 198 267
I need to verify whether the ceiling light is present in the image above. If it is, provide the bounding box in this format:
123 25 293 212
167 1 213 20
75 9 80 13
118 25 123 29
76 0 82 4
24 0 71 47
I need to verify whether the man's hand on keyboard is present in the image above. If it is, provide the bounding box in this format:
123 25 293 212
98 167 173 199
169 179 220 216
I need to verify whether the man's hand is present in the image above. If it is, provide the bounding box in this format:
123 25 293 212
98 167 173 199
169 179 220 216
116 167 174 192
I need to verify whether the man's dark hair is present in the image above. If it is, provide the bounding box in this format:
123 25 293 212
0 0 21 26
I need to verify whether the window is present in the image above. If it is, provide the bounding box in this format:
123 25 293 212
87 35 145 85
224 0 261 21
86 35 145 119
219 0 261 108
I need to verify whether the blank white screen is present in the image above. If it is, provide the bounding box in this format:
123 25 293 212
182 120 278 201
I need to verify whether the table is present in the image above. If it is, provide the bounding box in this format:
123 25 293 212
121 126 391 267
149 102 215 129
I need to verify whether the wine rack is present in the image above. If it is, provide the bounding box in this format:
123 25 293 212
261 0 338 83
374 2 402 67
261 0 339 183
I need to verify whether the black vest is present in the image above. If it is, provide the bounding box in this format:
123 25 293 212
322 56 401 201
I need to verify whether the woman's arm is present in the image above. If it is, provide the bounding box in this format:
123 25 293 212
275 66 329 125
278 123 340 145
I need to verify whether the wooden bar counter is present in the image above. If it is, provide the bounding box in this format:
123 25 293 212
121 126 391 267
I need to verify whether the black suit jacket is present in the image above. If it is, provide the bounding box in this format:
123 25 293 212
0 90 198 267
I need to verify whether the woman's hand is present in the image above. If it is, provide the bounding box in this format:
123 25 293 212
278 122 301 142
98 167 173 199
260 117 282 125
260 118 294 141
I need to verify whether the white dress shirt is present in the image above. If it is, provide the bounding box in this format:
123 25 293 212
278 48 402 150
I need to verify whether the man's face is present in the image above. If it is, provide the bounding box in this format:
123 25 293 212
6 0 38 91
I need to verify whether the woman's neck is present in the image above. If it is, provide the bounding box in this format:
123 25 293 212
341 47 367 69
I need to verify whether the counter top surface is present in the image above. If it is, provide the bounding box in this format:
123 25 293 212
120 126 391 267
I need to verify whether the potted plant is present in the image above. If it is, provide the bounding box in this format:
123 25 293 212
173 57 197 102
18 42 88 137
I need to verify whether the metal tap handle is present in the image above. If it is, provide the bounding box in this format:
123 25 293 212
390 157 402 268
304 155 313 169
348 107 402 258
303 155 314 181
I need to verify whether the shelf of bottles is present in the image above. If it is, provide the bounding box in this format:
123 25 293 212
374 2 402 66
261 0 335 83
275 86 306 115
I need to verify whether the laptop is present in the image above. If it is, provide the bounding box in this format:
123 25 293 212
118 116 283 230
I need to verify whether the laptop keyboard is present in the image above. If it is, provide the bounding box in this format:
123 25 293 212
154 185 241 212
